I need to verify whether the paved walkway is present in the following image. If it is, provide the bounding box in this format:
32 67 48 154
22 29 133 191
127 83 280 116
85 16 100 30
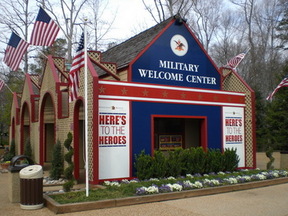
1 152 287 216
1 170 288 216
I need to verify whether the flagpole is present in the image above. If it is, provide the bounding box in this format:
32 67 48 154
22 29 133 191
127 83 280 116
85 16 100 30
84 19 89 197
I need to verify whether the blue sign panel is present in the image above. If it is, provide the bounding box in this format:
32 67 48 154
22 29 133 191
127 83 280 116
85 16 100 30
131 101 222 167
131 21 221 90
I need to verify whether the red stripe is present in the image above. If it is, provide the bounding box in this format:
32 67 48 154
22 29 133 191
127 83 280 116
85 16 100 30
98 82 245 105
30 20 59 46
0 80 4 91
4 40 29 71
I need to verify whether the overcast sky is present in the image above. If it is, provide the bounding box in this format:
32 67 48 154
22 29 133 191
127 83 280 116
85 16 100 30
101 0 156 43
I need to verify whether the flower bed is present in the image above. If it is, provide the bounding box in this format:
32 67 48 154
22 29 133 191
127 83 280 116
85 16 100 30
49 169 288 205
104 169 288 196
45 169 288 214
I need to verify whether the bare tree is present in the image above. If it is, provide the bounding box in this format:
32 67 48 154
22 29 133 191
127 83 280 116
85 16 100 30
0 0 35 73
186 0 224 53
86 0 116 51
229 0 284 95
36 0 88 63
211 9 247 66
142 0 194 23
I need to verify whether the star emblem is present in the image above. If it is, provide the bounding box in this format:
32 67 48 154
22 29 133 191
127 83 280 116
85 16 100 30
121 88 128 95
181 93 186 99
143 89 149 96
99 85 106 94
162 91 168 97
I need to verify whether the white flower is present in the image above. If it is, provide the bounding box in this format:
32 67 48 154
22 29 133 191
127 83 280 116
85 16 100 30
149 178 160 181
261 172 268 175
146 186 159 194
236 175 251 182
272 172 279 178
103 181 110 186
203 179 220 186
167 176 176 180
110 182 121 187
256 174 266 180
186 174 194 178
192 181 203 188
104 181 121 187
183 180 193 187
121 179 130 184
224 177 238 184
166 183 183 191
217 171 225 175
211 179 220 185
280 170 288 176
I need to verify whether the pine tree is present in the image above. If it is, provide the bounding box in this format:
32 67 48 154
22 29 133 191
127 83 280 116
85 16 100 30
50 140 63 180
265 64 288 151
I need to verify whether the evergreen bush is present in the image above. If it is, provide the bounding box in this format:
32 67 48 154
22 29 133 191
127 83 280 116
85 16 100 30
134 150 153 180
50 140 63 180
223 148 239 171
166 148 183 177
134 147 240 180
265 146 275 169
2 139 16 161
205 149 223 173
63 132 74 192
151 150 167 178
24 137 32 159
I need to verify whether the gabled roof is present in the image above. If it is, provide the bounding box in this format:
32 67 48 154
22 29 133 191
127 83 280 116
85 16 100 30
101 17 174 70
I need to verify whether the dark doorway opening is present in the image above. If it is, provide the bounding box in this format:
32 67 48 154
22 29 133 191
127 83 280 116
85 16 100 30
153 116 206 151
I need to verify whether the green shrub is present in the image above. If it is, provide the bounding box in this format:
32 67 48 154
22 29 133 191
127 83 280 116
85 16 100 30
50 140 63 180
223 148 239 171
63 132 74 192
2 139 16 161
24 137 32 159
205 149 223 173
63 180 74 193
134 147 240 180
10 139 16 156
166 148 183 177
266 146 274 169
151 150 167 178
134 150 153 180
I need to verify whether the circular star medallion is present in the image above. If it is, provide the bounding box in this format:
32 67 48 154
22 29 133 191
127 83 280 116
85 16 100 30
170 34 188 56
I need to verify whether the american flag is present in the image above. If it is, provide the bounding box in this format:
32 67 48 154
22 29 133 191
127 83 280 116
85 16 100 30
266 76 288 100
3 32 29 71
0 79 4 92
30 7 60 46
226 52 246 69
69 33 85 102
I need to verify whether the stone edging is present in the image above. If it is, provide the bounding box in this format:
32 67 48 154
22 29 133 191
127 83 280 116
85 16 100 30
44 177 288 214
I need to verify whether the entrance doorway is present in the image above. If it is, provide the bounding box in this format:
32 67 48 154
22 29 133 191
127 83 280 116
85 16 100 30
21 103 30 154
153 116 206 151
39 93 55 165
74 100 85 183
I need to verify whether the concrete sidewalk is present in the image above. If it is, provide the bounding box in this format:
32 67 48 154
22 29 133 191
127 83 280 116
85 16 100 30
1 170 288 216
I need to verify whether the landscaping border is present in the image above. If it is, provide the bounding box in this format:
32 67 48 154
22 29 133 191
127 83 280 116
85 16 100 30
44 177 288 214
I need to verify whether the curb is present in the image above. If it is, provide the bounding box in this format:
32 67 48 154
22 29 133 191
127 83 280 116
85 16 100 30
44 177 288 214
